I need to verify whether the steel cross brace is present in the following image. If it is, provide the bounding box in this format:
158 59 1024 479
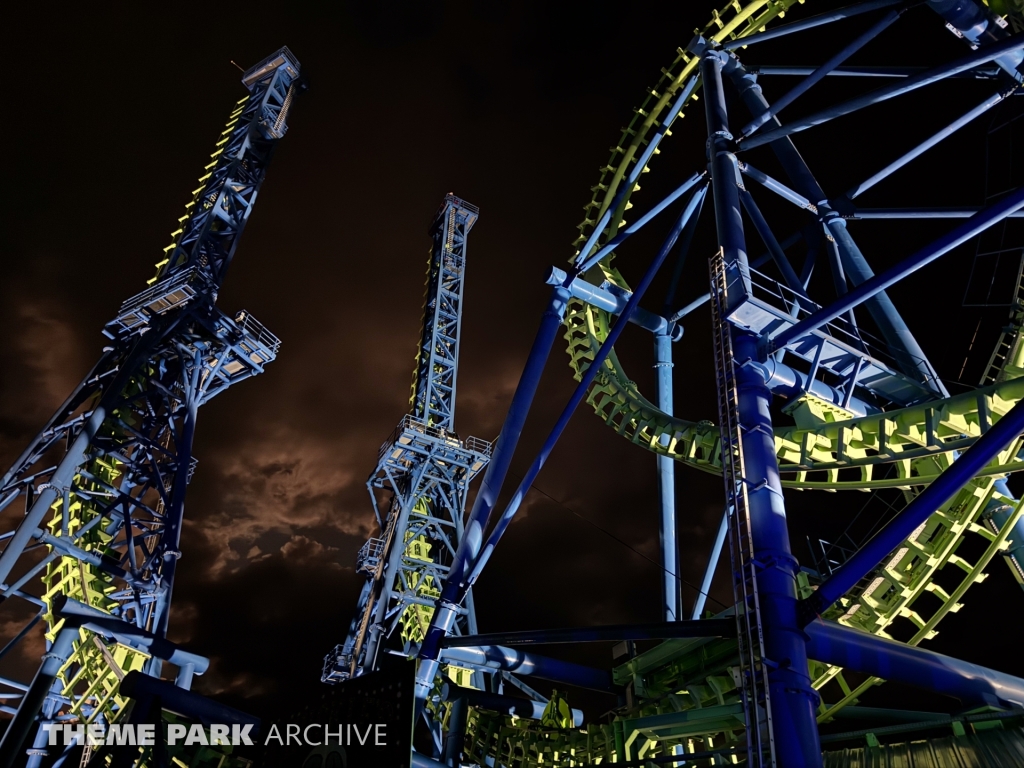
703 48 821 766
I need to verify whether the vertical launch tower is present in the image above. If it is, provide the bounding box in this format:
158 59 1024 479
324 195 492 684
0 47 301 767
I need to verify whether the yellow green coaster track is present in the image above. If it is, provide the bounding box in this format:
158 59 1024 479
459 0 1024 763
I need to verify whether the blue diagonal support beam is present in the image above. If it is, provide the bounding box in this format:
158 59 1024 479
412 282 572 705
723 55 945 393
772 184 1024 352
847 88 1014 199
801 393 1024 622
415 191 703 706
579 172 706 273
465 195 701 591
739 162 817 212
741 32 1024 150
740 6 904 137
720 0 906 50
574 80 698 271
851 208 1024 218
751 64 1002 79
806 620 1024 708
739 188 809 299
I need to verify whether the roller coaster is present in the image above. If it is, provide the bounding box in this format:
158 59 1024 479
344 0 1024 765
0 48 303 768
7 0 1024 766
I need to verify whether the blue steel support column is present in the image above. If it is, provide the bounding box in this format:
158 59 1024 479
654 332 680 622
703 50 821 765
692 508 728 620
415 284 571 704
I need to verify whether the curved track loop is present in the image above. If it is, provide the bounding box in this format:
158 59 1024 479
457 0 1024 762
565 0 1024 493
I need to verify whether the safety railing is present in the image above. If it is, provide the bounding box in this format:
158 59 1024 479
234 310 281 354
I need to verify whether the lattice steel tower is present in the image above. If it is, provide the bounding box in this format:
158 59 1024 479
0 48 302 767
324 194 491 684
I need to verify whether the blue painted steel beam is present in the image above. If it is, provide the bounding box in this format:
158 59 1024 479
575 80 697 270
722 56 945 394
741 32 1024 150
439 646 614 693
663 189 707 315
740 7 903 137
703 49 822 765
800 227 820 289
670 293 711 320
442 694 468 765
803 394 1024 621
414 284 572 703
0 628 76 768
847 89 1012 199
806 620 1024 708
441 619 736 646
773 184 1024 351
657 191 708 622
751 65 1003 79
824 218 948 394
823 233 864 346
851 208 1024 218
739 162 817 212
738 189 809 298
579 172 706 273
544 266 683 338
415 192 703 706
692 508 727 620
464 197 701 592
719 0 906 50
655 331 680 622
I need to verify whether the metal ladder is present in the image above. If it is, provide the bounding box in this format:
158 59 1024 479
710 251 775 767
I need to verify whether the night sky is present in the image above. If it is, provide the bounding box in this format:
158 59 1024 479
4 0 1024 728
